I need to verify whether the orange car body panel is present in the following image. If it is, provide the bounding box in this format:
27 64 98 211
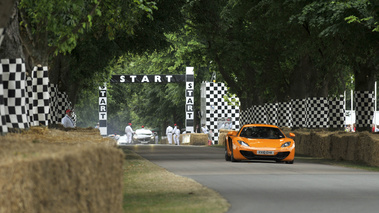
225 124 295 162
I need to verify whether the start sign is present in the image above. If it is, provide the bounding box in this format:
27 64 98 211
99 67 195 135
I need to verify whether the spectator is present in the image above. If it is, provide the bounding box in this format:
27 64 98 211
61 109 74 128
174 125 180 145
166 125 173 144
125 123 134 143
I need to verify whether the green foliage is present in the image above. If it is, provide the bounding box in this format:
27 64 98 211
19 0 157 55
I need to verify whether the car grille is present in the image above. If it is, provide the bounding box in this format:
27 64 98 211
136 137 152 143
240 151 290 160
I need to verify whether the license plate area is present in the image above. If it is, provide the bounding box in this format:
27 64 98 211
257 150 274 155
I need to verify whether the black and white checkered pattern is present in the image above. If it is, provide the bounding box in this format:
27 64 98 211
0 28 4 47
291 99 307 128
204 82 240 143
239 109 248 127
49 83 59 124
355 91 374 128
0 57 8 134
48 83 72 125
307 97 329 128
277 102 292 127
328 95 345 128
253 105 267 124
32 66 50 126
1 58 30 129
265 103 278 125
26 76 34 126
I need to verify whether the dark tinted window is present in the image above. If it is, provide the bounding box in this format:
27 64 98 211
239 126 285 139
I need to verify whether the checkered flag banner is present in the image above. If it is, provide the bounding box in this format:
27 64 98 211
0 58 8 134
32 66 50 126
265 103 278 126
26 76 34 126
328 95 345 128
203 82 240 143
1 58 30 129
0 28 4 47
277 102 292 128
307 97 329 128
291 99 307 128
49 83 59 124
253 105 267 124
355 91 374 128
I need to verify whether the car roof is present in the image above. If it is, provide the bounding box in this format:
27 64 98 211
135 129 152 133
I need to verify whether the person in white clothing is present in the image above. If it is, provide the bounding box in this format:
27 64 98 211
166 125 173 144
201 124 213 145
174 125 180 145
125 123 134 143
173 124 177 135
61 109 74 128
201 124 208 134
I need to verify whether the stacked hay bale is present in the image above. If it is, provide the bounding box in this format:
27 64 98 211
291 129 379 167
0 127 124 213
218 129 234 146
187 133 208 145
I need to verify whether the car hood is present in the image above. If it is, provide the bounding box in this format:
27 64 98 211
240 138 291 148
135 134 152 138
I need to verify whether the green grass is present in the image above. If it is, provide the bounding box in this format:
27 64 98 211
121 148 230 213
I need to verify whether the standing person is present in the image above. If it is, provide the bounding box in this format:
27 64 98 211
195 124 201 133
61 109 74 128
166 125 173 144
125 123 134 143
201 124 212 145
174 125 180 145
173 124 177 135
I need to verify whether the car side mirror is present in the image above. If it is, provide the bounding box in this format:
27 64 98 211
289 133 295 137
227 131 238 136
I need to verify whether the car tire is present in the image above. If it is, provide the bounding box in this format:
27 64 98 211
225 149 231 161
230 149 239 162
285 160 294 164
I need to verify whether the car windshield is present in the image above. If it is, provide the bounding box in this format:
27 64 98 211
135 129 152 135
239 126 285 139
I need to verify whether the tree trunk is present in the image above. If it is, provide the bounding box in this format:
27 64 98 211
0 0 23 60
289 55 312 100
0 0 15 28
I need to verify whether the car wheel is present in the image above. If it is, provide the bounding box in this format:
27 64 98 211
230 149 239 162
225 149 231 161
285 160 294 164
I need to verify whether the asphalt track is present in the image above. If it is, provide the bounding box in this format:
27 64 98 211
123 144 379 213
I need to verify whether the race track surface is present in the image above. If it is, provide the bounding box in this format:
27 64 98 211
122 145 379 213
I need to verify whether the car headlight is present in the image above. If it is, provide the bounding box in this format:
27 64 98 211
238 140 249 147
281 142 291 147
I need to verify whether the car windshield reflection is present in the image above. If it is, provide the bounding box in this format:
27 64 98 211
239 126 285 139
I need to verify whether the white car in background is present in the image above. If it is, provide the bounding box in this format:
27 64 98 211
133 128 155 144
117 135 129 146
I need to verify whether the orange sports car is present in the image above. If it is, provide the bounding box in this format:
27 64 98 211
225 124 295 164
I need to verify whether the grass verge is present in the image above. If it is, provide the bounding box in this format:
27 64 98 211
121 148 230 213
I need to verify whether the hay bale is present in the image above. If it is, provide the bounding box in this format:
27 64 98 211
292 130 379 167
218 129 234 146
0 128 124 213
189 133 208 145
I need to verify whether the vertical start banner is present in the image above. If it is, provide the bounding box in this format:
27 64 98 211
101 67 195 135
99 85 107 136
185 67 194 133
